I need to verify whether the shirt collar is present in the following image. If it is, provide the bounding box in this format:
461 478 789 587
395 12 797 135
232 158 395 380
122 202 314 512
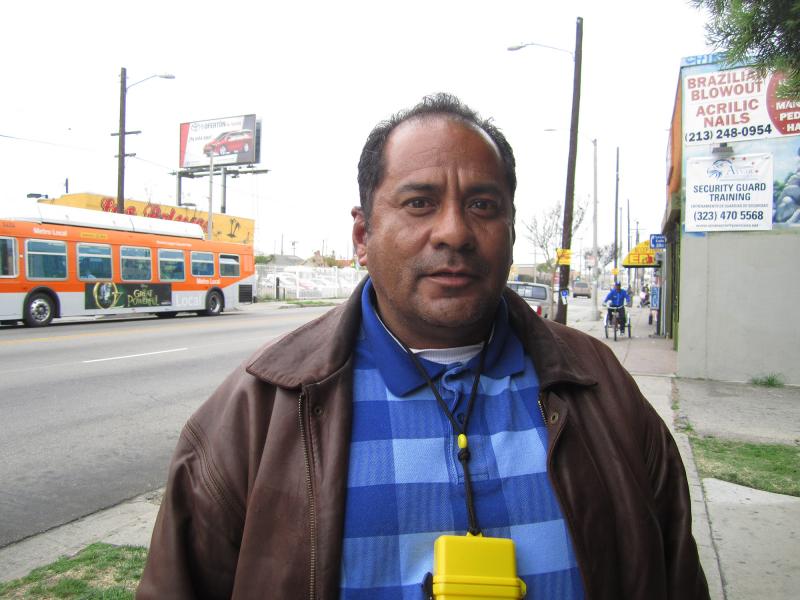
360 278 525 396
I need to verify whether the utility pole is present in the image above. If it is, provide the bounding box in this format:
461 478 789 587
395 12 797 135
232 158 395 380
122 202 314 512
113 68 172 213
591 138 599 320
613 147 619 283
627 198 631 289
555 16 583 325
116 67 128 214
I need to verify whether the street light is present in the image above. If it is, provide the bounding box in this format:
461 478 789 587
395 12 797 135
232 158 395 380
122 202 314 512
508 17 583 325
113 68 175 214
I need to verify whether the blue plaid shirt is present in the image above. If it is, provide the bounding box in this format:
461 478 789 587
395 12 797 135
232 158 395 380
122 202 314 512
340 280 584 599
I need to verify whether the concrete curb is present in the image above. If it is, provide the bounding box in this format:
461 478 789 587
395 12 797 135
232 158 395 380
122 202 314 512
0 490 162 582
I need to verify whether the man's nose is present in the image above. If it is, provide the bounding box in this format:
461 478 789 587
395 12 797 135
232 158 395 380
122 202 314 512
429 199 476 251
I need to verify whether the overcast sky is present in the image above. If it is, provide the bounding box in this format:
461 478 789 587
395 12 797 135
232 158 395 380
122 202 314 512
2 0 714 263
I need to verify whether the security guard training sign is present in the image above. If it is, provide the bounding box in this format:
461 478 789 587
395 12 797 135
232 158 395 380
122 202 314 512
685 153 773 232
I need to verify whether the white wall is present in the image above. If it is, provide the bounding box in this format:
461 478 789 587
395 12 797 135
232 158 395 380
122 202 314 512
677 230 800 385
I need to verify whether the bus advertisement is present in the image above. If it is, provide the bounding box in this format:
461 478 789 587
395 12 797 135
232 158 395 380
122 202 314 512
0 204 254 327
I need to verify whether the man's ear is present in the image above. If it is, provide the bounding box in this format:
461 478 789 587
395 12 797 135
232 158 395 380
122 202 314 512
351 206 368 267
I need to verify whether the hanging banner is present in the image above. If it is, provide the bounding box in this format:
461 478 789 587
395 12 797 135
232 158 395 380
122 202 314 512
686 153 773 231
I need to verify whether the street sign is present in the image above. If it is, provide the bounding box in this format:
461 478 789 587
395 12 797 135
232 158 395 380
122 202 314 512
650 234 666 249
651 286 660 309
556 248 572 266
560 288 569 305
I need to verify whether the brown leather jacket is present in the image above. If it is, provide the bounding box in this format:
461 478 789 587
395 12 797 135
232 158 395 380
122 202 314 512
137 283 709 599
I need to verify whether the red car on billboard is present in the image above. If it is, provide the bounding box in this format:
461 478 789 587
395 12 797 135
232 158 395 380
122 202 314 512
203 129 254 156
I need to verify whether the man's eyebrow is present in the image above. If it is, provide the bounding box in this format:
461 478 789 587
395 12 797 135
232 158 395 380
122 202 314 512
394 182 506 196
395 182 439 195
464 183 505 196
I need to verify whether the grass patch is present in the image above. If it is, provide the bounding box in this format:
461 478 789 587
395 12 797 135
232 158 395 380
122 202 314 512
279 300 337 308
690 435 800 497
749 373 784 387
0 543 147 599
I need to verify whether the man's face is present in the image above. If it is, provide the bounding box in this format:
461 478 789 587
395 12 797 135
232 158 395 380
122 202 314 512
352 116 514 348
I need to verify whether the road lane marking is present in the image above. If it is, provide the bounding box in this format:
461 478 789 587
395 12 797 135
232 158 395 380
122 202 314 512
83 347 188 363
0 312 315 346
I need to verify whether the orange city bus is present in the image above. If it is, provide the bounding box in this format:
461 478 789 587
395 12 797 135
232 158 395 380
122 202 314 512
0 203 254 327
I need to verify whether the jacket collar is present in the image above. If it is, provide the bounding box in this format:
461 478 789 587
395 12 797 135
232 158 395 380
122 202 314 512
359 278 525 397
246 277 596 391
503 289 596 390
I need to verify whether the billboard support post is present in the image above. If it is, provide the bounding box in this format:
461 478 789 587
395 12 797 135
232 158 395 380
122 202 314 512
207 152 214 240
221 167 227 214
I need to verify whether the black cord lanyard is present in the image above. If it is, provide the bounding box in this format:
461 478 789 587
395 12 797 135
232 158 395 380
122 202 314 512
401 339 489 536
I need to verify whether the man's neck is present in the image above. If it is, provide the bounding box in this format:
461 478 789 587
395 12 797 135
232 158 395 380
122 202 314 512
375 311 493 350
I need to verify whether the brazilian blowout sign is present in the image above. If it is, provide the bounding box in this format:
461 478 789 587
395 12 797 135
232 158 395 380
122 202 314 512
85 282 172 310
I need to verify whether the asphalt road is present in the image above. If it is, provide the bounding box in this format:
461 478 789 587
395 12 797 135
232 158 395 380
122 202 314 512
0 294 618 548
0 303 334 547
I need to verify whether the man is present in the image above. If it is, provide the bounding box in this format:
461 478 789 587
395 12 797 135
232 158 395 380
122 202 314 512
604 281 631 334
138 94 708 599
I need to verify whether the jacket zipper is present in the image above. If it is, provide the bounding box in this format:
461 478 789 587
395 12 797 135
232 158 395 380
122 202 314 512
537 390 548 426
539 389 592 597
298 390 317 600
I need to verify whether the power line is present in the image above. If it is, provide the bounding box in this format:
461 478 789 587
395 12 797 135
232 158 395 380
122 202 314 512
0 132 100 153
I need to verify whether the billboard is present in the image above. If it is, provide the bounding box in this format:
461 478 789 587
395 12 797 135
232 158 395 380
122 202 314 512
179 114 259 168
41 193 255 245
683 67 800 146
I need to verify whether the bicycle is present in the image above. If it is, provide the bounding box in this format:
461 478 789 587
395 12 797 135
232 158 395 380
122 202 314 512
604 304 631 341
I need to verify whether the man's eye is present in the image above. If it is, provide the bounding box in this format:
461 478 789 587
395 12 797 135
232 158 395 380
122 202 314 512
404 198 432 209
470 199 499 213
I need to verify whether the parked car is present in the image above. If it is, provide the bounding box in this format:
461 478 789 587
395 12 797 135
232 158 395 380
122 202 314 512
203 129 254 156
572 281 591 298
506 281 552 319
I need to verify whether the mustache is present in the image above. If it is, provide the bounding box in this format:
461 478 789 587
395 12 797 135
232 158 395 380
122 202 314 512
411 250 491 277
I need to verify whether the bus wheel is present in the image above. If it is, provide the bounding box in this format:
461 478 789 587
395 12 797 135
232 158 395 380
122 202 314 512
204 291 223 316
25 293 55 327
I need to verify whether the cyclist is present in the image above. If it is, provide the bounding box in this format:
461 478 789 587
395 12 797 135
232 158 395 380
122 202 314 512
604 281 631 334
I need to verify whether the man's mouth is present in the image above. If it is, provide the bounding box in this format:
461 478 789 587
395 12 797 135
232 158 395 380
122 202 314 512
423 269 479 287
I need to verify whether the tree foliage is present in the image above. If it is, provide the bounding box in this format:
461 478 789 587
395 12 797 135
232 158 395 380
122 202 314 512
693 0 800 98
594 243 617 268
521 200 587 277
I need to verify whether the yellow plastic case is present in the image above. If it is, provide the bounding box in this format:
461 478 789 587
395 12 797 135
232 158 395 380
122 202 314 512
431 535 527 599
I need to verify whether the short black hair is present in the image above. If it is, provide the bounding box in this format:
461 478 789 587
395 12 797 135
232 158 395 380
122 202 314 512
357 93 517 222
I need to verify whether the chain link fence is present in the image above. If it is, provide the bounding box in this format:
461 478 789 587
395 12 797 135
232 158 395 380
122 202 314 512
256 265 367 300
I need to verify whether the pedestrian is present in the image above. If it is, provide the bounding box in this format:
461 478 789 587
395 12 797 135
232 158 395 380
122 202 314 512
137 93 709 599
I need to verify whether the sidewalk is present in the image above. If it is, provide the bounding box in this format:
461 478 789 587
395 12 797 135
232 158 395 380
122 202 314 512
1 303 798 599
573 305 800 600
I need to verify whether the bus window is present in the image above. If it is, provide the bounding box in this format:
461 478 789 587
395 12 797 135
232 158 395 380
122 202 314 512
191 251 215 277
26 239 67 280
121 246 152 281
77 243 112 280
1 237 17 277
159 249 185 281
220 254 240 277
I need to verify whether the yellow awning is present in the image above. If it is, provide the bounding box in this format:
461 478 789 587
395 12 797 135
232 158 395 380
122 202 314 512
622 241 659 268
